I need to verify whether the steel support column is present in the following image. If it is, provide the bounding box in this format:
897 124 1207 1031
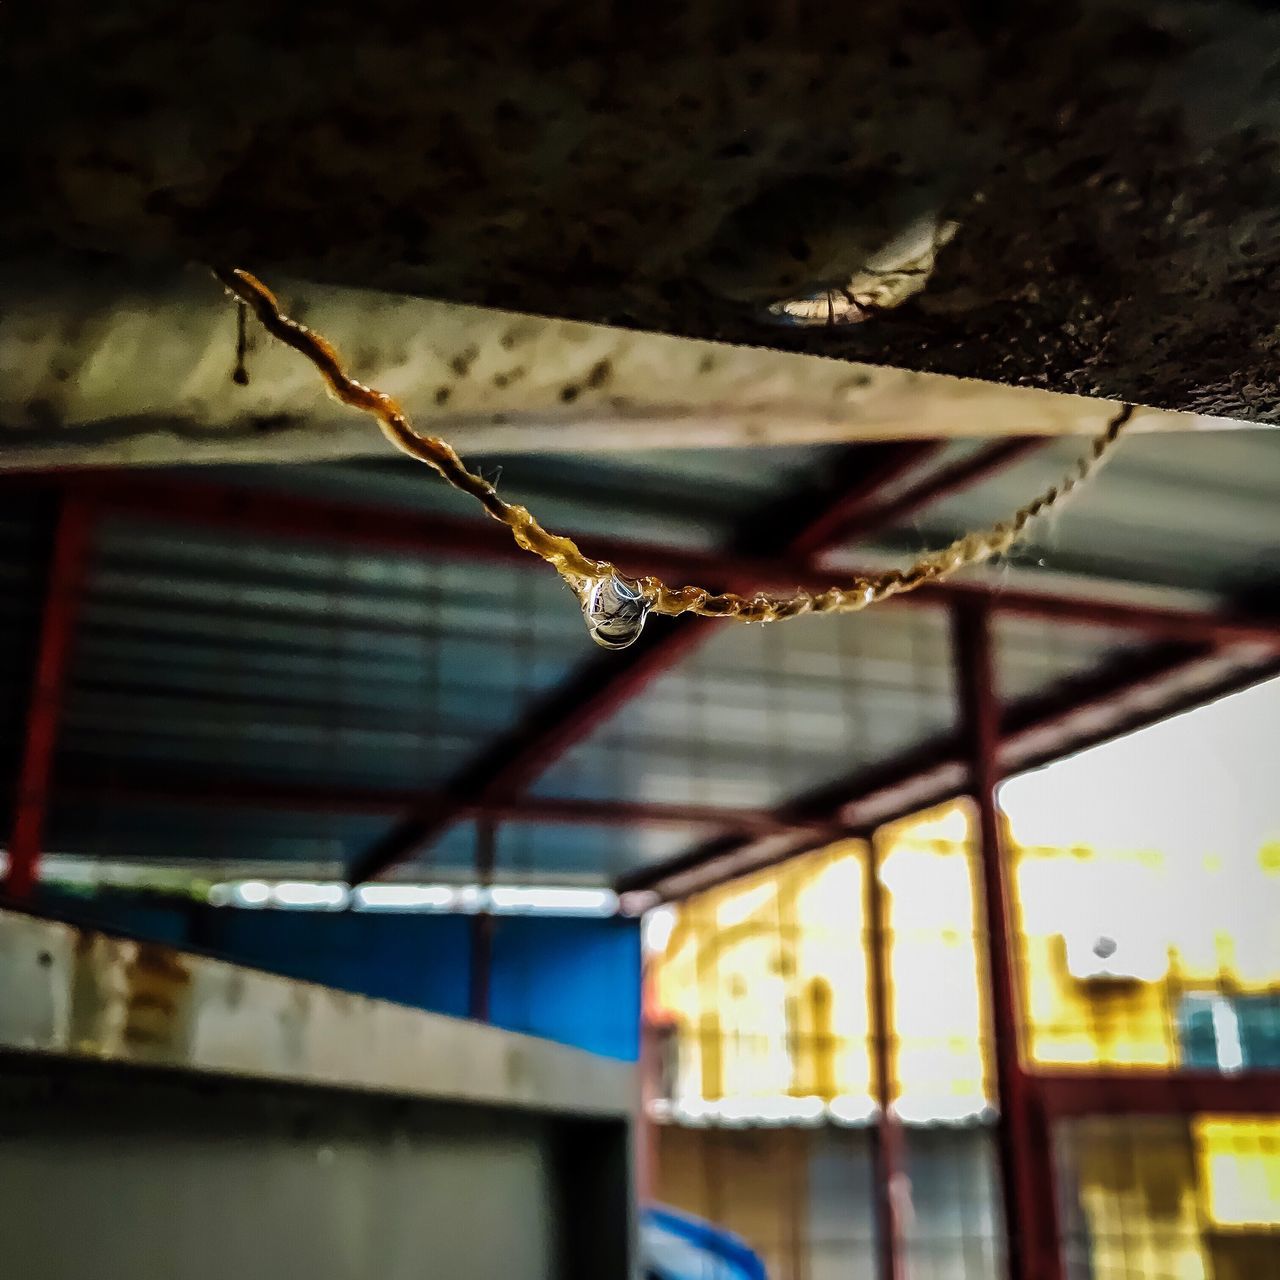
866 832 909 1280
952 599 1061 1280
4 494 93 900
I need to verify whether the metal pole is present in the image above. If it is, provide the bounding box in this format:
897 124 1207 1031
636 957 659 1204
4 494 93 900
468 819 496 1022
951 599 1061 1280
866 833 910 1280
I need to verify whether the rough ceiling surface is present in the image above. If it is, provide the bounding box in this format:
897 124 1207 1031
0 266 1228 468
7 1 1280 422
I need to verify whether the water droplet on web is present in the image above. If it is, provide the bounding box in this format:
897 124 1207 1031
580 573 651 650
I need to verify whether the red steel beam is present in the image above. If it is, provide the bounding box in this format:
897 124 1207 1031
764 440 944 558
348 618 714 883
954 598 1061 1280
4 495 94 899
1036 1070 1280 1117
616 830 820 908
833 438 1050 544
922 579 1280 648
69 469 747 582
33 467 912 598
15 471 1279 648
827 640 1239 830
1001 643 1280 777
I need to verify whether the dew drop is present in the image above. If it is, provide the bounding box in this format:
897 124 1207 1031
580 573 652 650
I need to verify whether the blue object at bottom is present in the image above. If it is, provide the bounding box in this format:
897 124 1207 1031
640 1205 768 1280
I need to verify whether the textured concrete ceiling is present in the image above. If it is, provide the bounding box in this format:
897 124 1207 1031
5 0 1280 452
0 264 1229 468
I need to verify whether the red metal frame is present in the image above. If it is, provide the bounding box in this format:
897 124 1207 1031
766 440 944 558
622 613 1280 1277
614 642 1280 900
1036 1070 1280 1118
351 439 966 882
36 464 1264 894
5 462 1279 1280
830 438 1049 544
16 469 1275 647
1003 644 1280 776
349 435 1280 882
348 618 714 884
617 609 1280 1280
4 495 94 900
954 599 1062 1280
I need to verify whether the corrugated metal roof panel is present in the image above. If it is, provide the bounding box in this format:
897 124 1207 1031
533 605 957 810
61 513 596 794
46 801 388 873
0 493 51 812
7 422 1276 888
45 803 483 880
862 430 1280 598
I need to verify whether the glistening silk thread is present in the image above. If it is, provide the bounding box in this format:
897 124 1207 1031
215 267 1134 650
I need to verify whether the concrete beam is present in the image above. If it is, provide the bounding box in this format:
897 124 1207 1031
6 3 1280 423
0 268 1235 469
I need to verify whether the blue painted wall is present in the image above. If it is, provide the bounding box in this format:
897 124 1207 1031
38 890 641 1061
212 909 475 1020
490 915 642 1061
43 891 192 948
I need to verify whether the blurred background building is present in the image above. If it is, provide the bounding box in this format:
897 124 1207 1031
643 680 1280 1279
